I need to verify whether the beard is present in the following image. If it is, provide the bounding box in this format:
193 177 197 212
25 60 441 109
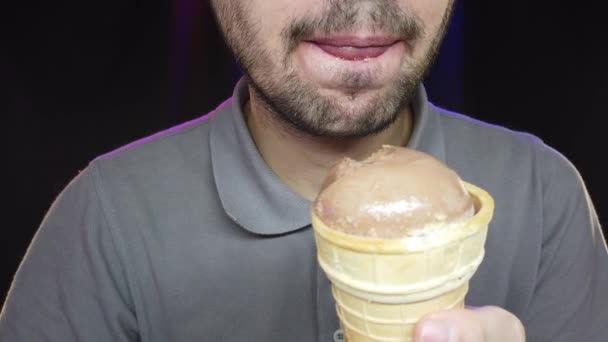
212 0 454 138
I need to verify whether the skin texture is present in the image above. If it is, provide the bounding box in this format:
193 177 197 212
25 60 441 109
209 0 526 340
211 0 452 138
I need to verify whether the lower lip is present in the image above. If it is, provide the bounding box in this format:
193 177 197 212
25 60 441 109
294 40 406 89
312 42 397 61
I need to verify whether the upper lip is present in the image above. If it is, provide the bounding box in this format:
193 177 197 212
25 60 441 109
305 34 401 47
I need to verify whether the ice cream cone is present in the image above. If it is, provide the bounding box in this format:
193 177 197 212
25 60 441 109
312 182 494 341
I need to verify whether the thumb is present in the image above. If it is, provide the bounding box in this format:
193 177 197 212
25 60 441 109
415 306 526 342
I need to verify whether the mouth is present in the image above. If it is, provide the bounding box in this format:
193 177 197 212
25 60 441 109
303 35 402 61
293 32 408 90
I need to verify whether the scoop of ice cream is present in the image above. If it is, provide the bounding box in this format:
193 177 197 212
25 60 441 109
313 145 475 239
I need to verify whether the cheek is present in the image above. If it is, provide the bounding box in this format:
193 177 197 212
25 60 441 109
403 0 451 58
243 2 292 55
404 0 451 32
246 0 329 52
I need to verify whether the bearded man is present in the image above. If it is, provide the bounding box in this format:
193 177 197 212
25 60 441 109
1 0 607 341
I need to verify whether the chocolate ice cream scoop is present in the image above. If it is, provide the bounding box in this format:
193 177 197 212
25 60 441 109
313 145 475 239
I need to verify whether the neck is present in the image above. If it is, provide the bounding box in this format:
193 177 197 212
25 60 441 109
245 88 414 202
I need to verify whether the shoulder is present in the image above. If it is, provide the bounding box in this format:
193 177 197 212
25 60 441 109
432 104 577 181
88 98 232 178
436 105 542 155
95 109 216 167
432 105 594 230
77 99 234 217
431 104 592 230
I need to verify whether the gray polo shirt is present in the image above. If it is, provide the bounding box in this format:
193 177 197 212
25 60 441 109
1 79 607 341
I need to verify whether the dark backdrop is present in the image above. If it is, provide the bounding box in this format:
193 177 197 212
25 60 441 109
3 1 606 306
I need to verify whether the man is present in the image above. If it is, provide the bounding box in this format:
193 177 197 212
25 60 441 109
1 0 606 341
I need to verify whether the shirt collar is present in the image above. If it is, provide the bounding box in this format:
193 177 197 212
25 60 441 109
210 78 446 236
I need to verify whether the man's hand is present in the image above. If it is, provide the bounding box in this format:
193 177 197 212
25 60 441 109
415 306 526 341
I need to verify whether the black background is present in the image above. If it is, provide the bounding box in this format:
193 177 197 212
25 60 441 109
3 1 606 305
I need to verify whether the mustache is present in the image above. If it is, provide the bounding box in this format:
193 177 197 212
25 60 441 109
282 0 424 52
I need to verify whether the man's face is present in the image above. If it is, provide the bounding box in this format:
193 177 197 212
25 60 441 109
211 0 454 138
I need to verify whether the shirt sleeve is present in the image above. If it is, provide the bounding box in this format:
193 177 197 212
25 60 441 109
0 163 139 341
522 144 608 341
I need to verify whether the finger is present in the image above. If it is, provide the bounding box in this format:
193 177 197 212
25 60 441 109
415 306 526 342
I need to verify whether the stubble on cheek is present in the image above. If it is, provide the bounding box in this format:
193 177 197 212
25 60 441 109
210 0 455 138
211 0 275 77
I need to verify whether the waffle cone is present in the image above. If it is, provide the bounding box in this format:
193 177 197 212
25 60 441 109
312 182 494 341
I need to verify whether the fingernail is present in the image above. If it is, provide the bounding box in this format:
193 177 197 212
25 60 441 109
419 319 452 342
